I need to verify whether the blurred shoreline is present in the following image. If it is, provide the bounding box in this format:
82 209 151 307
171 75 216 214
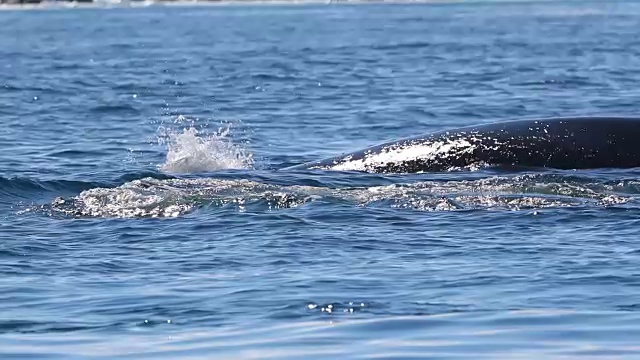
0 0 460 10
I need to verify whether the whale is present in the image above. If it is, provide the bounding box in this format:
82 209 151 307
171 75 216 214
286 117 640 173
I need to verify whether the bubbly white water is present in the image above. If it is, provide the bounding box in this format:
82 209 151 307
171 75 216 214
43 175 636 218
158 125 253 174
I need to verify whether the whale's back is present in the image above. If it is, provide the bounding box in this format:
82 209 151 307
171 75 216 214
286 117 640 173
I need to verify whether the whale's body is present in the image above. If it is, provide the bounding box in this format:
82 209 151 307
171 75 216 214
287 117 640 173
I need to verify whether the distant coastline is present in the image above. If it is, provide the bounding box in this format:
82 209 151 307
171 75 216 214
0 0 460 10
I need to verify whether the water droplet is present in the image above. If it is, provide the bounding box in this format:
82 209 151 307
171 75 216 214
307 303 317 309
33 96 38 100
167 319 171 324
132 94 138 98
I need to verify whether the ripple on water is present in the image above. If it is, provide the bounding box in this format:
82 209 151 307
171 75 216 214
2 311 640 358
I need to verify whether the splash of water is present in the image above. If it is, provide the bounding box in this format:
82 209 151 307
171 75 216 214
158 125 253 174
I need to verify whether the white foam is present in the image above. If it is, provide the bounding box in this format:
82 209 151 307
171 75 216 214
159 126 253 174
43 175 635 218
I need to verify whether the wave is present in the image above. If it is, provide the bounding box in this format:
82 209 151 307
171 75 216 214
0 171 174 204
0 176 102 202
3 310 637 357
0 319 100 335
36 173 640 218
89 104 141 115
372 41 432 51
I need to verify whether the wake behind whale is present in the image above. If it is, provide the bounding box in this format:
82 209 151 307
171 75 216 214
287 117 640 173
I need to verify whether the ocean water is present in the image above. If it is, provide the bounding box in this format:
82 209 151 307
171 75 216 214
2 1 640 358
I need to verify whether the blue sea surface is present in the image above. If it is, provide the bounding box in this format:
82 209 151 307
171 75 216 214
2 1 640 358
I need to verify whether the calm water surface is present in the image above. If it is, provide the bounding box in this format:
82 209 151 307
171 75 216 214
2 1 640 358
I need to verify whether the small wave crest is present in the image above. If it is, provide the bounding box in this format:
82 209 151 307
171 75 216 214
157 122 253 174
0 176 103 202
